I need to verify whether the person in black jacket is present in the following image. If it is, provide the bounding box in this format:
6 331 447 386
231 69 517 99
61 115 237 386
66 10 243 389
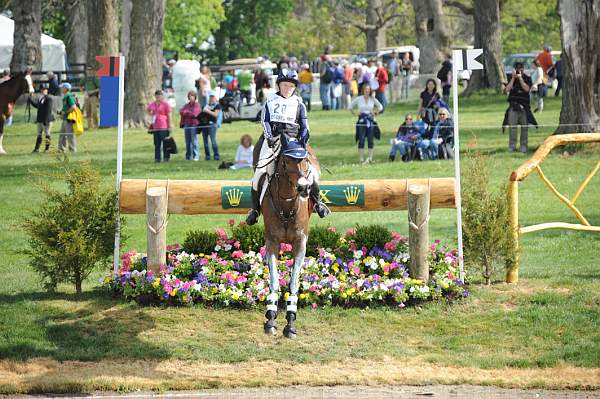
29 83 55 152
504 62 533 153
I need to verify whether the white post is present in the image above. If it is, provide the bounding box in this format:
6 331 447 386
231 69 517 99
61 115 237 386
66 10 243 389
113 55 125 273
451 56 465 282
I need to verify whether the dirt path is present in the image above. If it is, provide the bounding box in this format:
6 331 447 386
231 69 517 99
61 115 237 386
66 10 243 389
21 385 600 398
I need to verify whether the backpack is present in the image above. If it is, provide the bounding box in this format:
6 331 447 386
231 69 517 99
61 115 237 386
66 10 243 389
321 64 333 83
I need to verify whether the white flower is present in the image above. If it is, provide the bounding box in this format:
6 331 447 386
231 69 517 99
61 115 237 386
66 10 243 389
356 279 364 288
302 281 310 290
224 244 232 251
214 245 222 251
201 266 209 274
353 250 363 259
255 268 263 276
419 285 430 294
332 280 340 289
218 284 226 292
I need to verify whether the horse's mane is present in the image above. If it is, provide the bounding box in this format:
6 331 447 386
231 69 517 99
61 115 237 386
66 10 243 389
0 72 25 87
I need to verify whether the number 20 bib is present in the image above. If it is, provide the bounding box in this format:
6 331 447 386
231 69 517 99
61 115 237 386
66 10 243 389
266 95 299 124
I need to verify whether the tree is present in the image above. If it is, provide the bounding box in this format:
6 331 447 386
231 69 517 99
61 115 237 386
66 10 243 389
501 0 560 55
9 0 42 72
333 0 405 52
120 0 132 60
556 0 600 133
86 0 119 68
124 0 165 127
211 0 293 63
411 0 450 74
462 0 505 94
163 0 224 59
64 0 88 65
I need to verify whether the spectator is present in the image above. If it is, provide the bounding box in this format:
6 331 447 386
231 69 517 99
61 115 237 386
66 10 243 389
319 55 334 110
423 107 454 160
180 90 201 161
0 69 10 83
535 45 553 75
387 51 400 103
349 84 383 164
46 71 60 96
198 91 221 161
417 79 441 124
553 57 563 96
195 64 212 107
503 62 533 153
375 61 389 111
237 68 253 104
80 65 100 130
437 55 452 104
57 82 77 153
389 113 419 162
298 63 313 111
331 60 344 110
254 67 271 103
29 83 54 153
288 56 299 72
165 88 177 109
530 59 546 113
222 69 237 95
342 60 353 109
230 134 254 170
400 52 413 100
147 89 172 162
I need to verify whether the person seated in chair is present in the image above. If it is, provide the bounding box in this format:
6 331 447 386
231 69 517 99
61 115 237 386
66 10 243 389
389 113 419 162
246 68 330 225
419 107 453 160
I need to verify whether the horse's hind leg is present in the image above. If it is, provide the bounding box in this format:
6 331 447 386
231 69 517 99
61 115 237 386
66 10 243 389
0 118 5 155
264 240 280 336
284 232 308 339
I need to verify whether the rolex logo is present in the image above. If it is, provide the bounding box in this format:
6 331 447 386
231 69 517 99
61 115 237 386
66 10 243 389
344 186 361 205
225 188 243 207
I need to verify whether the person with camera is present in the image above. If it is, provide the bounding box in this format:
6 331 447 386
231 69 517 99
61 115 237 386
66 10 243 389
503 62 534 153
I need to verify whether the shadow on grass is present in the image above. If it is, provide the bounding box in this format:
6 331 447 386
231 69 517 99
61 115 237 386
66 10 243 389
0 288 170 361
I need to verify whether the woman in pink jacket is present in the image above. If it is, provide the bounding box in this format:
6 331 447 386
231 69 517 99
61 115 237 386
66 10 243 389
180 90 201 161
147 89 172 162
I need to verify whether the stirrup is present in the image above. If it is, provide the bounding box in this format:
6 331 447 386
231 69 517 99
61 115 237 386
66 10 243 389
315 202 330 218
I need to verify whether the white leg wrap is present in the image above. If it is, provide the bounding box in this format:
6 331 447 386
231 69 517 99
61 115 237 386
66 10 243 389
286 295 298 313
267 292 279 311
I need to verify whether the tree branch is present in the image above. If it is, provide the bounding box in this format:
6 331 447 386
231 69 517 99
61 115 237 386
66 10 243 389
444 0 474 16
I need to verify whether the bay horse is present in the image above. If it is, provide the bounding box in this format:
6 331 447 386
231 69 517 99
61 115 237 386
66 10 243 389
262 136 319 339
0 72 35 154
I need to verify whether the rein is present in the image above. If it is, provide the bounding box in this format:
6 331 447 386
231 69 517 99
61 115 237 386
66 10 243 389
267 154 309 228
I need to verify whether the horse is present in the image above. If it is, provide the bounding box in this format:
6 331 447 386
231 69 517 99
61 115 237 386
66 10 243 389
0 72 35 154
261 136 319 339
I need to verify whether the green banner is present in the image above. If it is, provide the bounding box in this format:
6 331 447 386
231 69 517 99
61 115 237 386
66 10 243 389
221 184 365 209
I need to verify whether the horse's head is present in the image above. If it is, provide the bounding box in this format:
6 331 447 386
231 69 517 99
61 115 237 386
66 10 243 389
9 72 34 94
280 140 310 198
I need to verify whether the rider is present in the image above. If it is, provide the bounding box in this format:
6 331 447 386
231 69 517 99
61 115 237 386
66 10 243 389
245 68 330 225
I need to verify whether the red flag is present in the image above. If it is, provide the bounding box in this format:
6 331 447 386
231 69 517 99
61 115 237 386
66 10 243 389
96 56 120 77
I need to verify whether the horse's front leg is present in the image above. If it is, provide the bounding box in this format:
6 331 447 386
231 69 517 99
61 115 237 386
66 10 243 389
264 240 280 336
284 230 308 339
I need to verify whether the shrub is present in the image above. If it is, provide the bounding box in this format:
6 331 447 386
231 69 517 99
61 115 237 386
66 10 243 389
306 225 342 257
230 222 264 252
353 224 392 250
462 152 516 284
22 160 123 294
183 229 218 255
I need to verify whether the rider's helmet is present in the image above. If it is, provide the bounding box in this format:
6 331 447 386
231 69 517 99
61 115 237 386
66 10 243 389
276 68 299 86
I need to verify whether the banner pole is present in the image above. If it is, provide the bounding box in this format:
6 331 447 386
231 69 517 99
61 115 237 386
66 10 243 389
451 53 465 282
113 54 125 274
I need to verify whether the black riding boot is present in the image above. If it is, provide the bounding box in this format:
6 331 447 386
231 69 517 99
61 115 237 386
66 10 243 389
44 135 51 152
283 311 297 338
245 189 261 225
310 182 330 218
32 136 42 153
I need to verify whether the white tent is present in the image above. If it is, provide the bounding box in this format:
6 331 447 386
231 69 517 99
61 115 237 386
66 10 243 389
0 14 67 72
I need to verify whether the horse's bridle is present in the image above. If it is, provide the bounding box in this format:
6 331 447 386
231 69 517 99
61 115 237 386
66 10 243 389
267 153 310 228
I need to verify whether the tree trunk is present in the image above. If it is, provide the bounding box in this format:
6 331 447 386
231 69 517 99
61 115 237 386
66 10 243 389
463 0 505 95
556 0 600 134
125 0 165 128
10 0 42 72
64 0 88 66
411 0 450 74
121 0 133 60
86 0 119 69
366 0 386 51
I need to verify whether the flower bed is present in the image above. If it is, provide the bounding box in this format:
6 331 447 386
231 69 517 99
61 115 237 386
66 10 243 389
104 223 468 308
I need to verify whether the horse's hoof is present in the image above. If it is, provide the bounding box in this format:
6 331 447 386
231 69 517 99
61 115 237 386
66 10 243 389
283 326 296 339
264 326 277 336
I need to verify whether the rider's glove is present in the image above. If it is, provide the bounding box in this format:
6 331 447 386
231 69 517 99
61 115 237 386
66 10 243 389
267 136 277 148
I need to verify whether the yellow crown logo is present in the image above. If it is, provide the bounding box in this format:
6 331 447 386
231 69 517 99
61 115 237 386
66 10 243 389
344 186 360 205
225 188 243 207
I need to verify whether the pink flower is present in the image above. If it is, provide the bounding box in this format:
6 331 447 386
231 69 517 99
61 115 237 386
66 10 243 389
362 246 368 254
286 259 294 267
349 242 357 251
392 232 403 241
431 245 437 251
232 250 244 259
279 278 287 287
280 243 293 252
383 265 390 274
200 257 208 265
147 270 154 278
239 220 247 225
318 248 327 257
259 246 267 257
311 303 318 309
384 242 397 252
308 285 317 292
215 228 228 240
228 219 235 226
237 275 248 284
233 240 241 249
327 226 337 232
345 228 356 237
352 266 360 275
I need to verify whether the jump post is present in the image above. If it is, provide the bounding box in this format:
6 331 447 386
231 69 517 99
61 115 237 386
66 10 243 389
122 178 457 279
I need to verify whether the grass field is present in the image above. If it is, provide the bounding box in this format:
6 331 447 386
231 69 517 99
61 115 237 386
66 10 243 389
0 94 598 393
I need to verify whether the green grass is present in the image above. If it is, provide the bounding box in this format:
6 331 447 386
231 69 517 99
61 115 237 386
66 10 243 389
0 94 598 392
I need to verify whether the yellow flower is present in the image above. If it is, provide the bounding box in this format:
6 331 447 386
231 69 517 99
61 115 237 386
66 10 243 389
442 283 449 289
340 274 347 282
299 293 306 300
232 293 240 300
341 293 347 299
285 292 290 300
212 287 218 294
332 264 339 272
171 288 178 296
152 280 160 288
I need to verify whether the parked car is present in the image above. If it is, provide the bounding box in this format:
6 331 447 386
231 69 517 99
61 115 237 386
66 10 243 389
503 51 561 78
